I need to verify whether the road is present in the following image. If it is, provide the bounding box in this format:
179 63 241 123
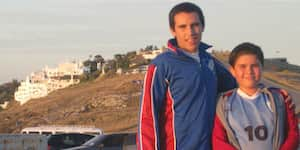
261 78 300 113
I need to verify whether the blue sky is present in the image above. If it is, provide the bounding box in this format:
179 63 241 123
0 0 299 83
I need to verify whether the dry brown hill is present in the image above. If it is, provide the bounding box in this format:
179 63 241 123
1 54 300 134
0 73 144 133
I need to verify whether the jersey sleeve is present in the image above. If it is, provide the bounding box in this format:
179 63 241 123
137 64 167 150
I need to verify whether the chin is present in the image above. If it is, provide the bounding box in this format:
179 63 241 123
189 46 198 51
246 84 258 89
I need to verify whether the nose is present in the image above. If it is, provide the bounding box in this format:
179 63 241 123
187 25 197 36
247 66 254 74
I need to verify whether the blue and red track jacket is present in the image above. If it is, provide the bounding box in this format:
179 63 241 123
137 39 236 150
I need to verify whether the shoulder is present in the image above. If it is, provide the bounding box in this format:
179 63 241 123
269 87 296 110
150 50 182 71
217 89 236 107
147 51 176 75
216 89 237 118
264 87 295 111
151 50 175 64
266 87 289 99
220 89 236 99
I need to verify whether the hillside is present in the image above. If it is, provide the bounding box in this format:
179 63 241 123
0 73 144 133
1 52 300 134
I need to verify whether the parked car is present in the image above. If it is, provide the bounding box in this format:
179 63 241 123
48 133 95 150
64 132 136 150
0 134 47 150
22 125 103 135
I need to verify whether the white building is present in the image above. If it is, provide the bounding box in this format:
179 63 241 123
14 77 48 105
14 61 83 105
139 49 164 60
46 78 80 93
0 101 9 109
30 71 46 83
44 61 82 92
130 65 148 74
45 61 83 78
116 68 123 75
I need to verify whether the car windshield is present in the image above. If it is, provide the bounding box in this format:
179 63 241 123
82 135 106 146
48 133 95 148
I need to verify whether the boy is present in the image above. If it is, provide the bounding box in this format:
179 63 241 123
212 42 299 150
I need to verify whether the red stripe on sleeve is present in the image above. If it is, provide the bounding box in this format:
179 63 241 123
159 88 176 150
139 64 157 150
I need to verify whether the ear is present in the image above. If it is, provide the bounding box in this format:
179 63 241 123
170 27 176 37
201 25 205 32
229 66 236 78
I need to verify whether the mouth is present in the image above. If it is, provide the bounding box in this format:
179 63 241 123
188 38 199 45
245 77 257 82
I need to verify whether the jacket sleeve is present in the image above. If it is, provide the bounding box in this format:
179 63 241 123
279 91 299 150
137 64 167 150
212 115 237 150
214 59 237 93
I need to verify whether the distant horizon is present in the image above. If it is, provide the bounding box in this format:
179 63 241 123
1 48 299 85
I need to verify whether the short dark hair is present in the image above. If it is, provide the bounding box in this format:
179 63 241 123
169 2 205 30
229 42 264 67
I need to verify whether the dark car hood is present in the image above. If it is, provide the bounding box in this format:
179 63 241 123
63 145 97 150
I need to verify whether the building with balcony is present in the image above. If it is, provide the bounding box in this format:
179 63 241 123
14 77 48 105
14 61 83 105
138 49 165 60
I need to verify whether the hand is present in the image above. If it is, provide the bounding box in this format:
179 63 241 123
280 89 295 110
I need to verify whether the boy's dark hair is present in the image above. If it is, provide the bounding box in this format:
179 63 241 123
169 2 205 30
229 42 264 67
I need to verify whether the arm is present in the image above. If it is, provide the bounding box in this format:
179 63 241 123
137 64 167 150
214 59 237 93
212 116 237 150
279 91 299 150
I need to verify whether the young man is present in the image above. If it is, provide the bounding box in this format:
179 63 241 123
137 2 236 150
212 42 299 150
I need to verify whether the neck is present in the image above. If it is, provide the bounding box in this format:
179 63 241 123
180 48 198 54
179 48 198 54
238 87 258 96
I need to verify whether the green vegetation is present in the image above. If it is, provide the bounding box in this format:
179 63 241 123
0 80 20 104
114 54 130 70
81 54 105 82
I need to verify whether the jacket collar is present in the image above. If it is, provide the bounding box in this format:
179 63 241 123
167 38 212 55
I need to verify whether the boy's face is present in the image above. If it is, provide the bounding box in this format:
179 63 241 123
170 12 203 53
230 54 262 93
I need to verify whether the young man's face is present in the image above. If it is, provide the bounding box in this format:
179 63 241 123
230 54 262 94
170 12 203 53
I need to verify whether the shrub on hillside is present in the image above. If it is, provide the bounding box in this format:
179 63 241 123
79 70 101 83
0 80 20 104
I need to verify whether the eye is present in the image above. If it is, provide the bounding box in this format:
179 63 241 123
239 64 246 69
191 23 200 28
251 64 260 69
178 24 186 29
